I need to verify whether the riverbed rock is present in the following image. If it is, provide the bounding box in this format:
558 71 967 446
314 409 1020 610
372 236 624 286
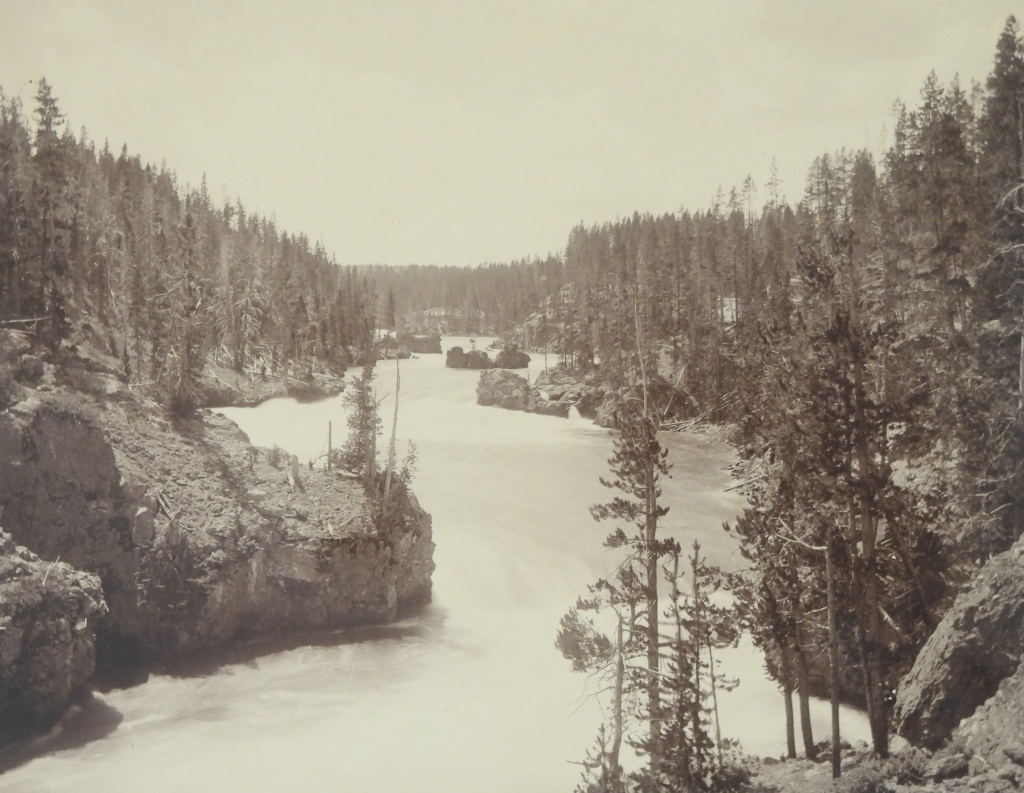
0 529 106 743
494 346 530 369
894 535 1024 750
474 364 604 419
476 370 571 417
445 346 492 369
533 367 605 418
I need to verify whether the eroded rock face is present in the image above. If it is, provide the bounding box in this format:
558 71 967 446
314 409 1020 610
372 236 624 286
0 530 106 743
895 536 1024 750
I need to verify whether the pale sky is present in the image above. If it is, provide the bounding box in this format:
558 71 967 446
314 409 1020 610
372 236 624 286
0 1 1017 265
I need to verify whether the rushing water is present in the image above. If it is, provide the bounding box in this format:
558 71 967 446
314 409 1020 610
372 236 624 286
4 337 869 792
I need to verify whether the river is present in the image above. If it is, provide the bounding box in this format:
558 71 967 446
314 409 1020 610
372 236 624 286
3 337 869 792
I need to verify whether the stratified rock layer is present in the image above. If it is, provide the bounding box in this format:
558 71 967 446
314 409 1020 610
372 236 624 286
895 535 1024 750
0 530 106 742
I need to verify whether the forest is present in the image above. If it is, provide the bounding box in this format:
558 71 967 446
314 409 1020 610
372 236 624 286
1 14 1022 793
542 18 1024 791
0 81 380 413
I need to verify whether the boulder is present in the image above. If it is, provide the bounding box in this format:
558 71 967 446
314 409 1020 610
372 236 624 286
895 536 1024 750
0 529 106 743
446 347 492 369
476 369 530 410
593 391 622 428
494 345 531 369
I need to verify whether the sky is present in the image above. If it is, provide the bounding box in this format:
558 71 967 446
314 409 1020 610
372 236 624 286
0 1 1018 266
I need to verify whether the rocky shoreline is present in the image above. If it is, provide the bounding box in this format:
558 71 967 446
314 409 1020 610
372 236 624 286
0 332 434 746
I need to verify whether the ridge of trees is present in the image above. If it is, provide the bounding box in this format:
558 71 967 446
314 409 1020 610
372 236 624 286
1 79 379 414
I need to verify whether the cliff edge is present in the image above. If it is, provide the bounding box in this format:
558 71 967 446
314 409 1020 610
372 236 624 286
0 331 434 741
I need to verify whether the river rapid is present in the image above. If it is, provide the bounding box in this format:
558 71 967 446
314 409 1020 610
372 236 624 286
4 337 869 792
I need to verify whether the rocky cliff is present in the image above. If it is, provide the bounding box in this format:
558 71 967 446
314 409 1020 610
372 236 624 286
0 530 105 743
0 333 434 739
895 534 1024 752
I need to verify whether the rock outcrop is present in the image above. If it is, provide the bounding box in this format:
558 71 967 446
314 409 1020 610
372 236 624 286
0 530 106 743
494 346 530 369
445 346 492 369
895 535 1024 750
0 394 434 673
476 369 531 410
476 370 570 417
534 368 605 418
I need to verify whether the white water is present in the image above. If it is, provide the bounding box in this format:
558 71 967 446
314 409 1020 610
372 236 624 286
4 337 869 792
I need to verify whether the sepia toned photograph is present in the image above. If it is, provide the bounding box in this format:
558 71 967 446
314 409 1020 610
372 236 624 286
1 2 1022 791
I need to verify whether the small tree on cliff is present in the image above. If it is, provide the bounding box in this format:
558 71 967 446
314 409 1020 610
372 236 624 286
337 362 381 486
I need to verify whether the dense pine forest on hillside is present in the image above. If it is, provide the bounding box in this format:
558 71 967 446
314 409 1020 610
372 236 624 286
1 81 380 412
1 14 1023 792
